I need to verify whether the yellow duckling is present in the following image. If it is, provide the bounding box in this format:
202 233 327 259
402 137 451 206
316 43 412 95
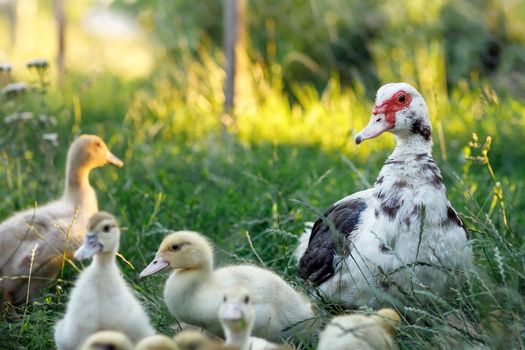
317 308 401 350
135 334 180 350
79 331 133 350
140 231 315 341
219 287 292 350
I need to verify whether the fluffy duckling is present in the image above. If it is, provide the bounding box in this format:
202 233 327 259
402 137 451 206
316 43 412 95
135 335 180 350
173 330 236 350
54 212 154 350
79 331 133 350
220 287 290 350
0 135 123 305
173 330 213 350
317 308 401 350
140 231 315 341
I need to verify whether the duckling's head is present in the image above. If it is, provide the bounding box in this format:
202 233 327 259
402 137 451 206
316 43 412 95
135 334 180 350
79 330 133 350
173 330 211 350
374 308 401 337
140 231 213 278
68 135 124 171
74 212 120 260
219 287 255 334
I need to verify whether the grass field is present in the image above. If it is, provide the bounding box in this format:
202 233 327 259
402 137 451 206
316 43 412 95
0 57 524 349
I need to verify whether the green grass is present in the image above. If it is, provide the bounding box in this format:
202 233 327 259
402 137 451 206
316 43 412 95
0 65 524 349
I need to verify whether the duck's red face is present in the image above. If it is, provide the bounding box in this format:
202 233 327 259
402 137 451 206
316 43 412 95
355 89 412 144
373 90 412 124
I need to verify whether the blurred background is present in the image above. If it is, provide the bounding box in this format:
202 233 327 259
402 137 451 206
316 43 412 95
2 0 525 91
1 0 524 157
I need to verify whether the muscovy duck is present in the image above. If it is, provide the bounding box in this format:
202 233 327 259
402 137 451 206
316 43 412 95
295 83 472 306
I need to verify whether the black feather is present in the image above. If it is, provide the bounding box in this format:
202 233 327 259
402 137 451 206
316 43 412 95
298 198 367 286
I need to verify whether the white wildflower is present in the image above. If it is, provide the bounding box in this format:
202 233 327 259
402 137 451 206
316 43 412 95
0 63 12 72
1 82 29 95
26 59 49 70
39 114 57 126
4 112 33 124
42 133 59 146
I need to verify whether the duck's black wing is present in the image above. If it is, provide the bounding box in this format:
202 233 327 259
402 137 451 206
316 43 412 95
298 197 367 286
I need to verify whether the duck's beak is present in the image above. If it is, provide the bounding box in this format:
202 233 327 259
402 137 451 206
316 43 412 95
355 114 394 145
139 255 170 279
220 302 244 324
106 151 124 168
74 233 102 260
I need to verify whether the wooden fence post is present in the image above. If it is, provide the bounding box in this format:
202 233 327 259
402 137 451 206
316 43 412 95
223 0 245 119
54 0 66 84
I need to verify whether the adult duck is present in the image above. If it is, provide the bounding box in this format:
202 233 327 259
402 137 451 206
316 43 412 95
0 135 123 306
295 83 472 306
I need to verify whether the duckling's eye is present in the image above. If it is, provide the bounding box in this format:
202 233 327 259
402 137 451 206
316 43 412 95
244 296 250 304
171 244 180 251
398 94 406 103
103 225 111 233
223 296 227 302
95 141 102 148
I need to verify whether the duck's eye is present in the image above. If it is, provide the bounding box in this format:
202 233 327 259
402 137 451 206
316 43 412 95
223 296 227 302
398 94 406 103
244 296 250 304
103 225 111 233
171 244 180 251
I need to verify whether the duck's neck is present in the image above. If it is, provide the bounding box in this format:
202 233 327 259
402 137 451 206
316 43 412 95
375 134 438 190
224 326 251 350
391 133 433 159
63 158 97 209
371 133 450 227
93 252 116 267
171 261 214 289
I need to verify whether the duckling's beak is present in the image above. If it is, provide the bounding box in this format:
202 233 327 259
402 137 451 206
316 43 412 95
74 234 102 260
139 255 169 279
220 302 244 323
106 152 124 168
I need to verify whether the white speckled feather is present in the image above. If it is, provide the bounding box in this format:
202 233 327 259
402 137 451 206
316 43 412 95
296 83 472 306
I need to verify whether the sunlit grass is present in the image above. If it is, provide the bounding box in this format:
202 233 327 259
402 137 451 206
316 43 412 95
1 58 525 348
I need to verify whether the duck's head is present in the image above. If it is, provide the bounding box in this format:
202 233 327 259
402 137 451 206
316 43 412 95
135 335 179 350
355 83 431 145
139 231 213 279
74 212 120 260
219 287 254 334
68 134 124 170
173 330 211 350
79 330 133 350
374 308 401 337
